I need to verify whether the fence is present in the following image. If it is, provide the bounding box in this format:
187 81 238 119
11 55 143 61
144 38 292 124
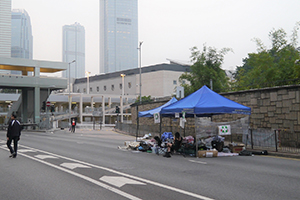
116 121 300 154
115 122 197 139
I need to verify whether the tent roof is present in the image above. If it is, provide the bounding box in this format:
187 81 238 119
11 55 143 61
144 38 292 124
161 85 251 116
138 97 178 117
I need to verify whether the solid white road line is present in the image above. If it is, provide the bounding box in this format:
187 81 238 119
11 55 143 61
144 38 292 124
0 143 215 200
20 153 143 200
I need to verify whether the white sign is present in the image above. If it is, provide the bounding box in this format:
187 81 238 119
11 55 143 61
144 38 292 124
175 113 180 118
154 113 160 123
180 118 185 128
218 125 231 135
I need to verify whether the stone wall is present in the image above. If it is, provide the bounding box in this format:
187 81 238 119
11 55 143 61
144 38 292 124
216 85 300 133
130 85 300 135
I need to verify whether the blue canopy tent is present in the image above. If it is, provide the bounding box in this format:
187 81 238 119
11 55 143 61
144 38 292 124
138 97 178 117
161 85 251 117
136 97 177 141
160 85 251 156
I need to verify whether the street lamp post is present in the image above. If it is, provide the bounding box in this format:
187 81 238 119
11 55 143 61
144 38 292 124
68 60 76 126
138 41 143 103
120 74 126 123
85 71 91 94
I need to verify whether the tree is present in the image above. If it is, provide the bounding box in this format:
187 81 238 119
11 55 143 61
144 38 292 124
179 45 232 96
135 95 152 103
233 23 300 90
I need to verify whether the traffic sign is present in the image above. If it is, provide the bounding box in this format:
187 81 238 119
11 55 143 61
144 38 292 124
46 101 51 107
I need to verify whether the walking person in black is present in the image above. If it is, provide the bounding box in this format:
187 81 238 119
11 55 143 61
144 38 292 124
6 114 22 158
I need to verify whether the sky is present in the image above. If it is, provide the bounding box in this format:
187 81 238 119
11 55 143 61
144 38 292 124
11 0 300 77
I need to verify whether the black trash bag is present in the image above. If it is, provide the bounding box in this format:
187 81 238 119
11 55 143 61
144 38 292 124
139 141 150 151
239 150 252 156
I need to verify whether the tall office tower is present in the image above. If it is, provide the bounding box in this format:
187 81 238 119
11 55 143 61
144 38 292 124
0 0 11 58
11 9 33 60
100 0 138 74
62 22 85 79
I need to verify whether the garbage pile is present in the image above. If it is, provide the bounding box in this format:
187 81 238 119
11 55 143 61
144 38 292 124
119 132 266 158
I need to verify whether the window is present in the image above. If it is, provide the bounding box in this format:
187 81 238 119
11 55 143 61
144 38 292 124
77 89 80 93
173 80 177 85
83 88 86 93
90 87 92 92
97 86 99 92
182 80 186 84
111 85 114 91
104 85 106 91
119 83 122 89
128 82 131 88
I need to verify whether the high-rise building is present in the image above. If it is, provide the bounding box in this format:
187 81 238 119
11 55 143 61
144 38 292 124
62 22 85 79
100 0 138 74
0 0 11 58
11 9 33 60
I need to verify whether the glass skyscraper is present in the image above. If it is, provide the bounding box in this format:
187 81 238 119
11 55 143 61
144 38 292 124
62 22 85 79
11 9 33 60
100 0 138 74
0 0 11 58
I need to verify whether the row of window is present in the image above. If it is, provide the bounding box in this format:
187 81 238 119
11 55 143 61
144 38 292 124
77 80 181 93
77 82 132 93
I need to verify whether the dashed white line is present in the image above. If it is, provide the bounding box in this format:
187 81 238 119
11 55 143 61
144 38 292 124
189 159 207 165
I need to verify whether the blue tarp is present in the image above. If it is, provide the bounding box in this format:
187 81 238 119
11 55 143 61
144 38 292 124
161 85 251 117
138 97 178 117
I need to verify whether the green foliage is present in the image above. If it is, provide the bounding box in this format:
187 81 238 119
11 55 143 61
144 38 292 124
135 95 152 104
233 23 300 90
179 45 232 96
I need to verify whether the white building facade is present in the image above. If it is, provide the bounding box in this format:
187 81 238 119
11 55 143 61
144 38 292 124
62 22 85 79
0 0 11 58
100 0 138 74
74 63 190 98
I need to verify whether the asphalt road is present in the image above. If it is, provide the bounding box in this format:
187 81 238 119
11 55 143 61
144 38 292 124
0 128 299 200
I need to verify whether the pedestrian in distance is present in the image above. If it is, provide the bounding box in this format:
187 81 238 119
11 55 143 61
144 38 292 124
6 114 22 158
71 119 76 133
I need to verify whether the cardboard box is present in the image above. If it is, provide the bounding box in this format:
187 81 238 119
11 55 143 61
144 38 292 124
198 150 218 158
229 143 245 153
232 146 244 153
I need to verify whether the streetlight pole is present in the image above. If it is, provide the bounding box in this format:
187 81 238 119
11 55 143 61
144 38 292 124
85 71 91 94
120 74 126 123
68 60 76 127
138 41 143 103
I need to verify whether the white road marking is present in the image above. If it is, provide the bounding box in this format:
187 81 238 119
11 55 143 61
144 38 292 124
18 149 37 153
100 176 146 188
0 144 215 200
189 160 207 165
19 153 142 200
60 163 91 170
35 155 58 159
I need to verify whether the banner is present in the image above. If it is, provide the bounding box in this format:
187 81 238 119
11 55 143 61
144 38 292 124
218 125 231 135
154 113 160 123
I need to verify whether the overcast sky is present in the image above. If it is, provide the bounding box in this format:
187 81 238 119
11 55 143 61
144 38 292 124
12 0 300 76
